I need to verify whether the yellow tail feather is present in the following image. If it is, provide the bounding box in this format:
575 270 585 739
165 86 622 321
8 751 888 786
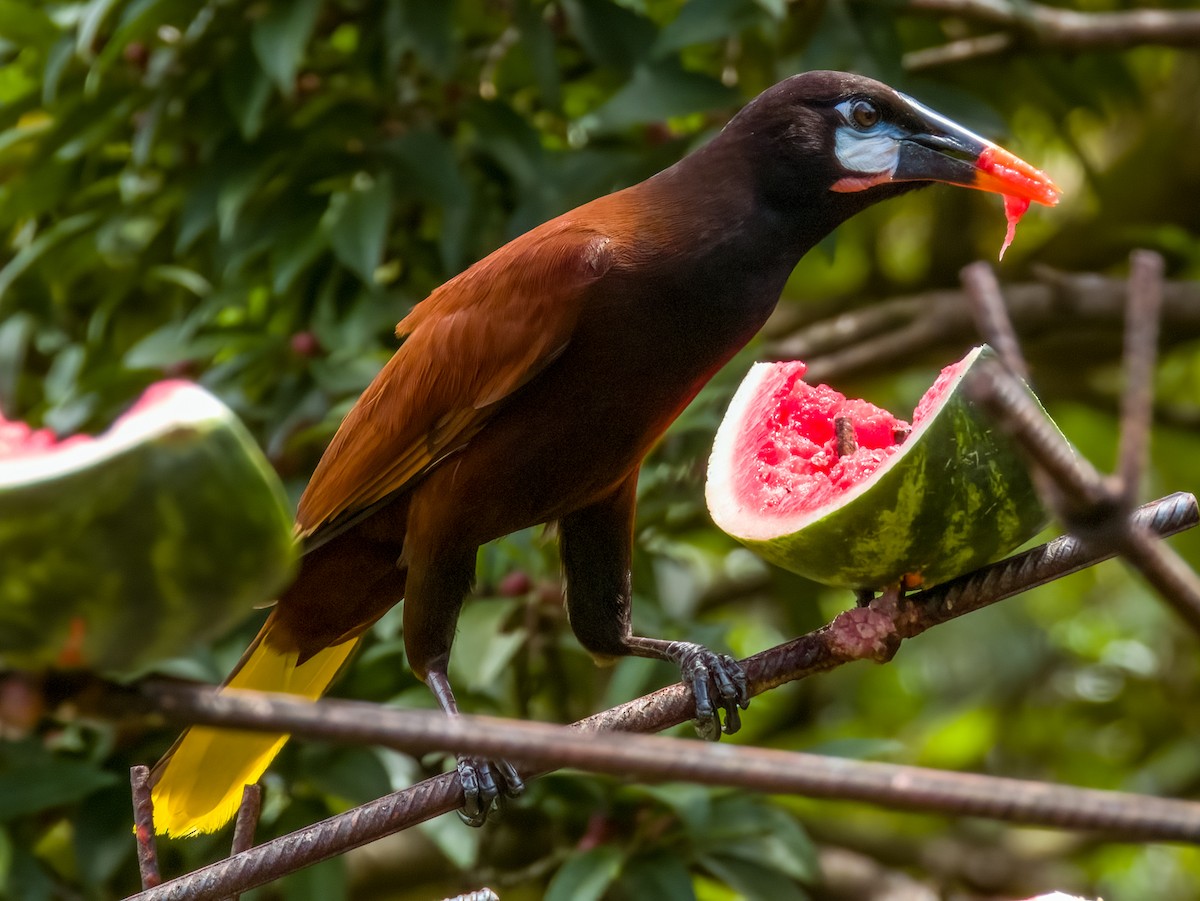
150 632 358 837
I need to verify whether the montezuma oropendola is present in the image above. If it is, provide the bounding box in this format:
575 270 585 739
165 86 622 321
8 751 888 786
150 70 1059 836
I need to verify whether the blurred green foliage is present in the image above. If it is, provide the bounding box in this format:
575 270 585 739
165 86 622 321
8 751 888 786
2 0 1199 898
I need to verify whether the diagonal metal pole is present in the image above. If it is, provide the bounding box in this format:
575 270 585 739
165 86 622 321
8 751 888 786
964 252 1200 635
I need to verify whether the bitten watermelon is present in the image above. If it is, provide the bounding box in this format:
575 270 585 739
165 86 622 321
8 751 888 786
0 381 296 675
706 346 1050 590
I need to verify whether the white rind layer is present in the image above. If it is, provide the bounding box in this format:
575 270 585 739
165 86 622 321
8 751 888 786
0 382 231 488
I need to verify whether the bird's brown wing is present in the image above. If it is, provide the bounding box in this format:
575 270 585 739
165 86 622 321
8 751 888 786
295 224 616 538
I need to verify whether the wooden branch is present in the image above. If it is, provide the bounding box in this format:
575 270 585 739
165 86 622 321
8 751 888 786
770 271 1200 388
894 0 1200 69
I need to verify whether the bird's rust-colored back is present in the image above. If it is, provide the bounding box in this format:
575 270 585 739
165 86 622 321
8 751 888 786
296 213 621 538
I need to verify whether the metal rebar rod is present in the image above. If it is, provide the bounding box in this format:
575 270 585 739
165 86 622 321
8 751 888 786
962 261 1030 380
129 699 1200 901
969 362 1200 633
130 766 162 890
122 494 1199 901
127 690 1200 901
221 784 262 901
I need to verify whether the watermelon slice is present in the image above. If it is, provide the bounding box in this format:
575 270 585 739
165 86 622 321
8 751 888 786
0 381 296 675
706 346 1050 591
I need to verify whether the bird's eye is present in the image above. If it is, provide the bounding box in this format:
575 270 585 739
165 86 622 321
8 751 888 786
849 99 880 130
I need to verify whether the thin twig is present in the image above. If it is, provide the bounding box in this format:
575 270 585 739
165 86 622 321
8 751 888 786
1117 250 1164 505
904 32 1013 70
961 261 1028 379
129 766 162 890
222 784 262 901
896 0 1200 69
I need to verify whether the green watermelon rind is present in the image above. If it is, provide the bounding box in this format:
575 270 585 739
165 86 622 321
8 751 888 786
706 346 1051 590
0 383 297 675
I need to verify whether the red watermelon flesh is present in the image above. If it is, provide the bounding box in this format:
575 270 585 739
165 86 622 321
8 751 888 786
735 357 967 520
0 419 88 458
0 380 190 461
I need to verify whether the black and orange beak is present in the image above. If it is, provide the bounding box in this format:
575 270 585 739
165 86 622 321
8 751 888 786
893 94 1060 207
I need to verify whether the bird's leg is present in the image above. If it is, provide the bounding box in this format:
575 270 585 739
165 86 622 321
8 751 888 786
404 544 524 825
559 471 749 741
424 668 524 825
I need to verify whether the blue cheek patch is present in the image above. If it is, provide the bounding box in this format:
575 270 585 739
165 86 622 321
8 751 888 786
833 123 903 176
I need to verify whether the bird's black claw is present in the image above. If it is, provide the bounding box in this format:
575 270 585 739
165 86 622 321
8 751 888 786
677 645 749 740
455 756 525 827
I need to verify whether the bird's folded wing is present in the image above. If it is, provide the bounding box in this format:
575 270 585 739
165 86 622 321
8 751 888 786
295 226 616 538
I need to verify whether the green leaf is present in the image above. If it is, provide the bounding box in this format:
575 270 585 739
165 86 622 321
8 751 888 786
77 0 120 58
322 172 393 285
699 852 809 901
450 598 526 696
384 0 455 78
6 840 55 901
0 312 33 413
0 1 58 48
0 742 117 821
278 855 346 901
251 0 321 96
419 811 483 871
72 785 134 886
515 0 561 107
578 61 736 135
631 783 713 832
385 129 469 270
301 746 393 806
560 0 656 70
620 852 696 901
270 217 327 295
221 42 274 140
0 213 101 307
654 0 766 57
545 846 625 901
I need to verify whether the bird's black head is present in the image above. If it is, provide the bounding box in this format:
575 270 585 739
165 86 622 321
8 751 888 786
709 70 1059 236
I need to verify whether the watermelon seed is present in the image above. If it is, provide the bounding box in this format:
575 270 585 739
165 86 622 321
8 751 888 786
834 415 857 457
893 425 912 445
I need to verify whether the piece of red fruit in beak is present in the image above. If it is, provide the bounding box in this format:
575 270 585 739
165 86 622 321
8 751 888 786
975 144 1059 260
999 195 1031 261
975 144 1061 207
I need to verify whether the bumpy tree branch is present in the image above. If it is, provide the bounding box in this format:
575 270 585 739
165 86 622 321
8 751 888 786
894 0 1200 69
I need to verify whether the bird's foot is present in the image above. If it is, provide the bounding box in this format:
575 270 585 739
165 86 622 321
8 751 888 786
456 755 525 827
664 641 749 741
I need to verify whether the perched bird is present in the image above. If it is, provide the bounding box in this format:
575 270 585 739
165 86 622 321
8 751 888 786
150 70 1059 836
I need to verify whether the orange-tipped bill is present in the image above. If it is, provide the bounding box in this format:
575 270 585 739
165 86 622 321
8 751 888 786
974 144 1060 259
887 93 1060 259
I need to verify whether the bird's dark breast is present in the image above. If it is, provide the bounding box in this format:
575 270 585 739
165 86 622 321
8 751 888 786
416 246 790 547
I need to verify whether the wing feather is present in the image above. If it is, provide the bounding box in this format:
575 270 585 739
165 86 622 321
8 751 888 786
296 226 615 538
